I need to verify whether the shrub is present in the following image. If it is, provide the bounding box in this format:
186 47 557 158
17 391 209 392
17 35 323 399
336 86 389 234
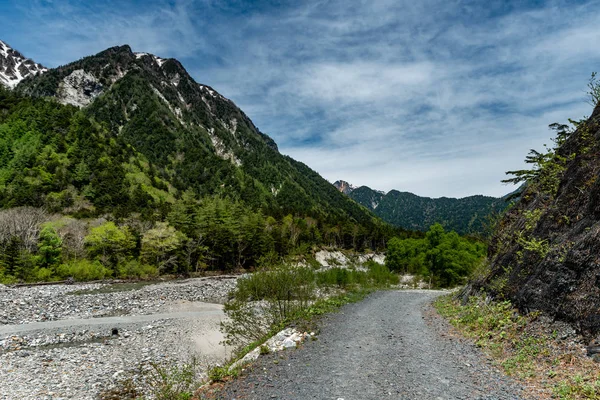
366 261 399 286
116 260 159 279
56 259 112 281
34 267 54 282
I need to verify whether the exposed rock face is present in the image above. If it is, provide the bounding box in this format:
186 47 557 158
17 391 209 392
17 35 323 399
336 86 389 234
57 69 103 107
475 104 600 338
0 40 46 88
333 180 356 194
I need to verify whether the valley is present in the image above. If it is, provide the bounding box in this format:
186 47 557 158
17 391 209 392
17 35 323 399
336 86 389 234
2 1 600 398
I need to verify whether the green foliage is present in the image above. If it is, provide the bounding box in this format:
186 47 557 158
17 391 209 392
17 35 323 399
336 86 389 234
503 122 579 197
141 222 187 273
116 260 159 279
0 48 413 281
36 226 62 268
142 362 198 400
435 294 600 399
386 224 486 287
385 237 427 275
55 259 112 281
221 262 397 347
84 222 136 269
588 72 600 106
100 360 199 400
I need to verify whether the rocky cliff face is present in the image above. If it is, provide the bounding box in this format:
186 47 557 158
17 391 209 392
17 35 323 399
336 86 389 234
0 40 46 88
333 180 356 195
475 104 600 339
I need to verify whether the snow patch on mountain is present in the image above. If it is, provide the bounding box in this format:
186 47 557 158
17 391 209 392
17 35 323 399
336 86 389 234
154 56 166 67
0 40 47 88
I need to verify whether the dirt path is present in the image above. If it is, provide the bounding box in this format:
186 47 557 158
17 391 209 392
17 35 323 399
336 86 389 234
215 290 528 400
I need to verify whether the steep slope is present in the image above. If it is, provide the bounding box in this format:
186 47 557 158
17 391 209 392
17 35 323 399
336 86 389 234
345 185 506 234
0 40 46 88
8 44 386 230
473 104 600 338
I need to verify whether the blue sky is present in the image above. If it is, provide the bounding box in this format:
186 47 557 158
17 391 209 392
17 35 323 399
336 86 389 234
2 0 600 197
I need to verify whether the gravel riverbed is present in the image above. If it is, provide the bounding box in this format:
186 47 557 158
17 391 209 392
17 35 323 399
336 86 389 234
0 277 238 400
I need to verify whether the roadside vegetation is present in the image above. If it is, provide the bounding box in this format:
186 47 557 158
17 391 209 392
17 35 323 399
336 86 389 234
221 260 398 348
435 293 600 399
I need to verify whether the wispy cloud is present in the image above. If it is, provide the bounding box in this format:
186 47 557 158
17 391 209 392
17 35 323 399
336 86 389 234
2 0 600 197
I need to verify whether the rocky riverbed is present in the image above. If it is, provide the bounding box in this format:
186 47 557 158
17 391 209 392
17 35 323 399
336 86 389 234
0 277 238 400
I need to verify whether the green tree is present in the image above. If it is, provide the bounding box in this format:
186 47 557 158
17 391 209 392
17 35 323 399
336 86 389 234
84 222 135 269
141 222 187 273
36 226 62 268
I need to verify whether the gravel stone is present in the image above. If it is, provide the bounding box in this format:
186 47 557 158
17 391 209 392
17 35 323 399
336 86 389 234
0 276 238 400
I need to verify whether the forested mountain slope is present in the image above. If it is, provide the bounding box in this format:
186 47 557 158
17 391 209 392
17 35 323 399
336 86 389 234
0 44 403 281
342 185 507 235
472 101 600 338
8 45 383 225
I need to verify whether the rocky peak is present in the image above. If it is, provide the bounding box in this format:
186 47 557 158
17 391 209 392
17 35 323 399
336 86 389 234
0 39 47 88
16 43 280 163
333 180 356 195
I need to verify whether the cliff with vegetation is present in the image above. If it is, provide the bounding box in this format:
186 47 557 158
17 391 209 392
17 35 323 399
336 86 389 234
473 95 600 338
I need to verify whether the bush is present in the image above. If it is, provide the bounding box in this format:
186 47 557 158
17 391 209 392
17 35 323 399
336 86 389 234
366 261 399 286
222 262 398 347
116 260 159 279
34 267 54 281
56 259 112 281
222 264 317 346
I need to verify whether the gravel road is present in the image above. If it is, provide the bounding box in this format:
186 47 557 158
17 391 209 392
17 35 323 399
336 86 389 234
214 290 529 400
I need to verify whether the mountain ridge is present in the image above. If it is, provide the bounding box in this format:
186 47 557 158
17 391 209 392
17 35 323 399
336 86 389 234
334 181 507 234
0 40 47 88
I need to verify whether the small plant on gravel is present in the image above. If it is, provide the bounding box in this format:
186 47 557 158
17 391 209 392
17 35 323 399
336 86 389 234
259 344 270 355
102 360 200 400
142 361 198 400
208 365 238 383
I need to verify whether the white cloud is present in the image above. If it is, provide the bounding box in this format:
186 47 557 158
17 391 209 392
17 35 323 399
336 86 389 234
3 0 600 198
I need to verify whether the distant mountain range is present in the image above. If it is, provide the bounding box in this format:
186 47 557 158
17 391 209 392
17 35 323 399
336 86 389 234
333 180 508 234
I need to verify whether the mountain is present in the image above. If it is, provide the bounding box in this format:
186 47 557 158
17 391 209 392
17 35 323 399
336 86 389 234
340 184 507 235
333 180 357 195
470 104 600 338
0 40 46 88
1 43 398 260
